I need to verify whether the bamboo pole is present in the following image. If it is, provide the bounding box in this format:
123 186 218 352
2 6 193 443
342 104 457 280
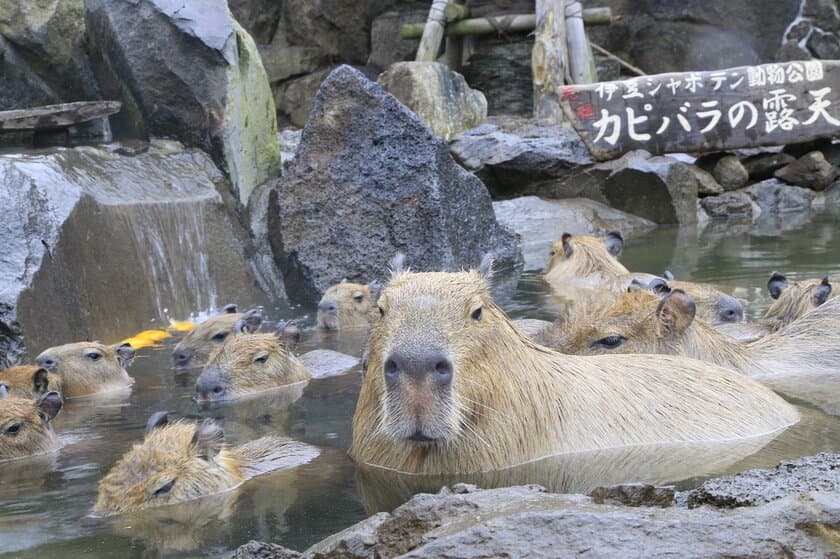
401 9 611 39
532 0 567 123
444 1 466 70
565 2 597 84
443 2 469 22
416 0 449 61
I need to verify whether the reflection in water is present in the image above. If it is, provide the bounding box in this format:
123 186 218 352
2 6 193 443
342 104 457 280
1 212 840 557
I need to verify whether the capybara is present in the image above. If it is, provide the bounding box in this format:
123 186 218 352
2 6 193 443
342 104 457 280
0 387 63 461
765 272 832 330
317 281 382 330
350 257 798 474
0 366 61 398
36 341 134 398
93 412 319 515
172 305 262 369
544 232 744 325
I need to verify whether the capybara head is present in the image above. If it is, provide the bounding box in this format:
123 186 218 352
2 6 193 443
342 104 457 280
654 274 744 325
765 272 832 327
93 413 243 516
0 387 62 461
0 366 61 398
196 323 310 402
317 281 383 330
36 342 134 398
545 231 628 279
172 306 262 369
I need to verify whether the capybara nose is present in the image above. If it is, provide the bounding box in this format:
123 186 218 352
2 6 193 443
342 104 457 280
173 349 193 368
719 296 744 323
37 355 57 372
318 301 337 313
196 367 225 401
384 351 453 385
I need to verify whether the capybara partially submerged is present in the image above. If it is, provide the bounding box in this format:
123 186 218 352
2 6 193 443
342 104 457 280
35 342 135 398
172 305 262 369
0 366 61 398
93 412 319 515
0 387 63 461
544 232 744 325
350 257 798 474
317 281 382 330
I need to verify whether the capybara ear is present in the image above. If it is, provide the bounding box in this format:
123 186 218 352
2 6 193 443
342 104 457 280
648 277 672 297
115 343 136 368
0 384 8 398
477 252 495 278
767 271 789 300
235 309 263 334
654 289 696 338
368 280 384 303
146 411 170 434
663 270 675 281
390 252 407 274
604 231 624 257
561 233 573 256
222 304 238 314
276 321 300 353
37 391 63 422
814 277 832 306
192 419 224 461
32 368 50 396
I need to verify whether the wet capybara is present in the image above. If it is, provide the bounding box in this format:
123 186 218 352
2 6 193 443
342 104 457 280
350 255 798 474
35 342 135 398
93 412 319 515
765 272 832 329
172 306 262 369
0 387 63 461
544 232 744 325
0 366 61 398
316 281 382 330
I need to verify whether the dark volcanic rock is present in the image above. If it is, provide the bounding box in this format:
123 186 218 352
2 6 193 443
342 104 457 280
271 65 522 303
700 192 757 220
589 483 675 508
742 152 796 181
774 151 838 191
807 28 840 59
461 38 534 117
232 540 301 559
746 179 814 213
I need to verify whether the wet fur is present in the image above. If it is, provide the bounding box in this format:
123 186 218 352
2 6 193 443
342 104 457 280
0 365 62 398
36 342 132 398
317 282 379 330
173 312 244 367
0 396 59 461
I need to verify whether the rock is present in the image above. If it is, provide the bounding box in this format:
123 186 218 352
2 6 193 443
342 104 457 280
271 65 521 303
712 155 749 191
0 142 272 368
378 62 487 142
746 179 815 213
775 40 813 62
273 68 334 127
368 8 427 70
493 197 656 271
232 540 301 559
594 54 621 82
228 0 284 44
774 151 838 191
687 453 840 509
259 44 328 84
741 152 796 181
277 129 302 171
700 192 758 220
786 20 812 42
0 35 60 111
589 483 675 508
85 0 281 205
807 28 840 59
449 116 596 199
687 165 724 196
306 512 390 559
461 38 533 117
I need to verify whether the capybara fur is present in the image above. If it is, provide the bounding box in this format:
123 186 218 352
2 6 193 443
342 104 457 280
172 306 261 369
350 265 798 474
317 281 382 330
0 366 62 398
763 272 832 332
93 412 319 515
544 232 743 325
0 388 63 461
36 342 134 398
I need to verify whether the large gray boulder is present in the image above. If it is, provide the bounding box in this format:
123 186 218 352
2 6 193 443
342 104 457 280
746 179 815 214
270 65 522 303
0 142 272 367
85 0 281 205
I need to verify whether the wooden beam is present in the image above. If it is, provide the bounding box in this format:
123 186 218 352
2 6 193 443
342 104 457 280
401 9 612 39
416 0 450 62
533 0 567 122
565 2 597 84
0 101 121 132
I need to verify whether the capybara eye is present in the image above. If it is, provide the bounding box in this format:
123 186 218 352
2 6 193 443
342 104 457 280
591 335 627 349
211 332 229 342
353 293 364 303
213 386 223 394
471 307 483 321
86 352 102 361
4 423 21 436
550 251 556 256
153 479 175 497
253 354 268 364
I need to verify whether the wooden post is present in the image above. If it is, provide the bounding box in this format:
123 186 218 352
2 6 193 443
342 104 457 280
532 0 567 122
565 2 597 84
444 1 466 71
416 0 449 62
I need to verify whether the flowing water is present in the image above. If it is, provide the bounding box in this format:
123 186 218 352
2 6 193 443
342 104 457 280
2 211 840 558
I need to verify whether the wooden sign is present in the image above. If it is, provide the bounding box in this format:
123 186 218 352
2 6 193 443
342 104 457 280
0 101 121 132
559 61 840 160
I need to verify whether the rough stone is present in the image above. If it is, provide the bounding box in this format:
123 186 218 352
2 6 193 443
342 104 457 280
0 35 60 111
787 20 813 42
700 192 758 220
277 129 302 171
306 512 390 559
746 179 815 213
775 40 813 62
378 62 487 142
493 197 656 271
774 151 838 191
741 152 796 181
273 67 334 127
259 44 328 84
0 142 272 367
589 483 675 508
232 540 301 559
461 38 533 117
712 155 750 191
228 0 284 44
807 28 840 59
85 0 282 205
271 65 521 303
687 165 724 196
368 8 427 71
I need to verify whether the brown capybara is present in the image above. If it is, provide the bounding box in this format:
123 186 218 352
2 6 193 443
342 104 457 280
0 386 63 461
0 366 61 398
172 305 262 369
317 281 382 330
35 342 134 398
93 412 319 515
764 272 832 329
544 232 744 325
350 256 798 474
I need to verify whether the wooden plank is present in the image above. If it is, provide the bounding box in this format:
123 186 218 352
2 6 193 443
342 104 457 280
533 0 567 122
565 2 597 84
401 9 611 39
0 101 121 132
558 61 840 160
416 0 450 62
